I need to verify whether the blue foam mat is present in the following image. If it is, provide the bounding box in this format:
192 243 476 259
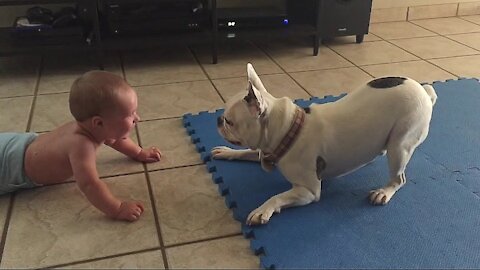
183 79 480 269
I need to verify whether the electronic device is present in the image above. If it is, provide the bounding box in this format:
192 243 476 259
217 7 289 29
99 0 208 36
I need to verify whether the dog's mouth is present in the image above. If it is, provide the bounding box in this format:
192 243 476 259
218 126 242 146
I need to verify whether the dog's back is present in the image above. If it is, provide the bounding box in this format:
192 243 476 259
305 77 436 178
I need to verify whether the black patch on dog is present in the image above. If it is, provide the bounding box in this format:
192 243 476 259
303 107 311 114
368 77 407 89
316 156 326 179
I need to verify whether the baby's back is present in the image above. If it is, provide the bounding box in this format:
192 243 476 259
24 122 94 185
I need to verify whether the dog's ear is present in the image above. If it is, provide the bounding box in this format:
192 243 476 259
244 63 268 118
246 63 267 93
245 79 268 118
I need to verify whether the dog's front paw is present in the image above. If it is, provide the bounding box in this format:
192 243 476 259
246 204 280 225
369 188 394 205
211 146 236 160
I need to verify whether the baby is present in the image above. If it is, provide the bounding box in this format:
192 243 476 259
0 70 161 222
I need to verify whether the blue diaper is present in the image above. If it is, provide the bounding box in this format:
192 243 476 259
0 133 40 195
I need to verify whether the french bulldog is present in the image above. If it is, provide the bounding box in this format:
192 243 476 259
212 63 437 225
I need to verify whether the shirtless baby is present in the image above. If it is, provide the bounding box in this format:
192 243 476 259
0 70 161 222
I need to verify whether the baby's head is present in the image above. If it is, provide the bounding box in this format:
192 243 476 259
70 70 132 120
69 70 140 140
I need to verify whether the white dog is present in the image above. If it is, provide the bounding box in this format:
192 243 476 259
212 63 437 225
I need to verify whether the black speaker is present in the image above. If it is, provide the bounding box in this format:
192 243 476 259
287 0 316 26
288 0 372 43
318 0 372 42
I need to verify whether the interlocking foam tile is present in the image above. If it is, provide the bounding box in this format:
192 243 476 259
183 79 480 269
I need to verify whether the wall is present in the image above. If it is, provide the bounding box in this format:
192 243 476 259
371 0 480 22
372 0 478 8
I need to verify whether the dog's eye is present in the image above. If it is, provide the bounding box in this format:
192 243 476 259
225 118 234 126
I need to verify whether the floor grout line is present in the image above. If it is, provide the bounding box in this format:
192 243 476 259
133 123 170 269
388 21 479 76
0 54 43 266
25 56 43 133
187 44 226 103
19 163 207 198
43 231 245 269
144 168 170 269
2 29 478 102
44 247 163 269
353 22 465 79
248 40 314 97
164 232 243 249
0 195 15 266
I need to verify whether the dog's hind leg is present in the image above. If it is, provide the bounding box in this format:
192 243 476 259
369 82 434 205
369 129 425 205
369 142 414 205
370 109 431 205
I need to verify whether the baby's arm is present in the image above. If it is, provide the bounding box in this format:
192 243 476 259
105 137 161 163
70 142 144 222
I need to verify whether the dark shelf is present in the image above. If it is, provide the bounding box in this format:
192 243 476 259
0 0 373 64
0 0 77 5
217 7 287 19
99 0 204 4
0 27 95 56
0 0 103 66
101 29 212 51
218 24 316 40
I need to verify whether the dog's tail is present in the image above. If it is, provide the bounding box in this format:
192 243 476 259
423 84 437 106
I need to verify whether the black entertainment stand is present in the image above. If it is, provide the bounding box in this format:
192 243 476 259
0 0 372 66
0 0 104 67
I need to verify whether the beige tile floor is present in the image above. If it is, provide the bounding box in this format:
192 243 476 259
0 17 479 269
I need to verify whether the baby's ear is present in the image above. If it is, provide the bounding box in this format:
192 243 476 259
92 116 103 127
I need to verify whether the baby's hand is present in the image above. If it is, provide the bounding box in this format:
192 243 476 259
135 146 162 163
115 201 144 222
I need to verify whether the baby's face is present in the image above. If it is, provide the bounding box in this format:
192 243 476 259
104 86 140 140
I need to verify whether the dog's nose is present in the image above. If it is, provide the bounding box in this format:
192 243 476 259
217 116 224 127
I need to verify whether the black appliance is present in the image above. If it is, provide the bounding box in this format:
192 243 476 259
288 0 372 43
217 7 289 29
99 0 209 36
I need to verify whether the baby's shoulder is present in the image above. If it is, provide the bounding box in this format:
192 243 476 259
51 125 96 152
66 135 97 161
70 133 95 147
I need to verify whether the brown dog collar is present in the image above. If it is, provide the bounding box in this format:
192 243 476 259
261 106 306 168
